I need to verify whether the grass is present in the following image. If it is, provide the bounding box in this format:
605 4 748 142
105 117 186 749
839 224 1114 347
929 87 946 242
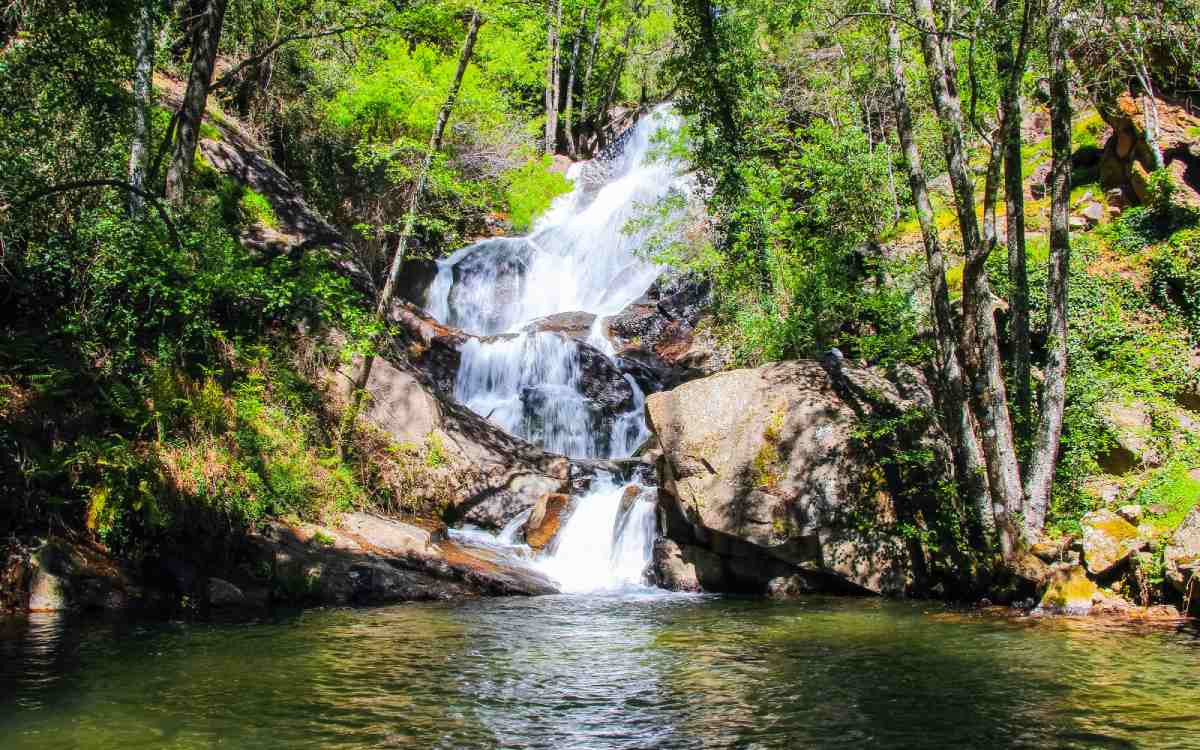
238 189 280 230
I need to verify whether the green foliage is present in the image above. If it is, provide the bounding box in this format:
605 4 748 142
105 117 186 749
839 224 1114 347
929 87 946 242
1135 465 1200 535
238 189 280 229
505 155 573 231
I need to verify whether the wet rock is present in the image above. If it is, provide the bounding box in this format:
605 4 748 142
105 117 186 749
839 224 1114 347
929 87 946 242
1080 509 1142 576
1036 564 1098 616
444 238 534 333
1164 506 1200 595
525 493 572 550
523 311 598 342
648 360 956 595
206 577 245 607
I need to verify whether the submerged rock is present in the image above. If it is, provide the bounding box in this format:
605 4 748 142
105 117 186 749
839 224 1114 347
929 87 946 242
647 360 958 596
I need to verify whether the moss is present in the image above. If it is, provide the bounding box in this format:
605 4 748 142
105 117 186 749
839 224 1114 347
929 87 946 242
751 410 786 488
238 189 280 230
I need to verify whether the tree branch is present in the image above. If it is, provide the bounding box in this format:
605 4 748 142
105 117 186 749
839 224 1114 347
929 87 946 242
18 180 182 251
209 23 385 92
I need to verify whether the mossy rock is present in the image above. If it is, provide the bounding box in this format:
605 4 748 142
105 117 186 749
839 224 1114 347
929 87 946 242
1037 564 1098 616
1080 509 1143 576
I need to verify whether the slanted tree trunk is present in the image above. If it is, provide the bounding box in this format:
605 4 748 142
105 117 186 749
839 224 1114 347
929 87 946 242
341 9 484 444
911 0 1025 557
128 0 155 216
544 0 562 155
598 1 641 148
1024 0 1071 532
165 0 228 201
884 7 992 536
563 5 587 156
577 0 608 152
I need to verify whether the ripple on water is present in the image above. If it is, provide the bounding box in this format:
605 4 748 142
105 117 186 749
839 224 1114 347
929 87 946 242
0 596 1198 749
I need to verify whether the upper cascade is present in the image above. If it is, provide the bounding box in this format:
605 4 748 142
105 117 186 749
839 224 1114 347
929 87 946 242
426 106 685 339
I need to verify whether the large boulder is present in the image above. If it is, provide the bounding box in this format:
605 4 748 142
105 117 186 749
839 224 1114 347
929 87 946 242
1164 506 1200 595
647 360 959 596
345 352 571 530
1080 509 1143 576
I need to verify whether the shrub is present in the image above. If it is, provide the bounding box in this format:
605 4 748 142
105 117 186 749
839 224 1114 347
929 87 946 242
505 155 572 232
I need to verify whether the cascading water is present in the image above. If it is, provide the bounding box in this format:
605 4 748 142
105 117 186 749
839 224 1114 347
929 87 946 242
426 106 687 592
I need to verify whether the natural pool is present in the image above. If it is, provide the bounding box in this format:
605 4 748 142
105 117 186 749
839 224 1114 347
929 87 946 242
1 595 1197 749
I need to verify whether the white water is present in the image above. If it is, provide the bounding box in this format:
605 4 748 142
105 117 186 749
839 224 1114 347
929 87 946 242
429 106 687 592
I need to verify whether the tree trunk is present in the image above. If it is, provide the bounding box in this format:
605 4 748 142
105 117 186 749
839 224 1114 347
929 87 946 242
598 3 641 148
342 9 484 435
165 0 228 202
998 0 1033 447
884 7 993 537
128 0 155 216
544 0 562 155
563 6 587 157
911 0 1025 557
577 0 608 152
1024 0 1071 533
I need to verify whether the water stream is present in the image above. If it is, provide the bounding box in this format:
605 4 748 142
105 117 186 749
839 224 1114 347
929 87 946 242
431 107 686 591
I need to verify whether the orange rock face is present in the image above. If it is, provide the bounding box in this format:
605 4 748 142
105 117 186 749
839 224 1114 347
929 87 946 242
525 493 572 550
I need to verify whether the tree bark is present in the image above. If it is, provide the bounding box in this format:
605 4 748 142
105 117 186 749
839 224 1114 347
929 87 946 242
165 0 228 202
1024 0 1071 533
998 0 1033 446
544 0 562 155
598 2 641 148
884 7 992 536
343 9 484 431
911 0 1025 557
563 5 587 156
128 0 155 216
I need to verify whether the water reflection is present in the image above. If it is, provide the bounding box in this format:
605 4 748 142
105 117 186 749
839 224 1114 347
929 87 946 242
0 597 1197 749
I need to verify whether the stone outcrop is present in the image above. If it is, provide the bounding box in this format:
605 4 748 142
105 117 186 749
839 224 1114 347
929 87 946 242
1036 564 1099 616
647 360 960 596
1093 93 1200 208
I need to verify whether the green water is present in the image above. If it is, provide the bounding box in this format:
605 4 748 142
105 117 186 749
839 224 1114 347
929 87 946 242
1 594 1197 748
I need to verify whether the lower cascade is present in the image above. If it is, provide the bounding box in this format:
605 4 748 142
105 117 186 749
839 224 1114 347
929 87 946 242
432 107 686 591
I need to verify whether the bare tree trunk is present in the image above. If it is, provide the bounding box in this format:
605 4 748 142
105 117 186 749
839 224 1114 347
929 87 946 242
577 0 608 151
911 0 1024 557
563 5 587 157
1024 0 1071 533
128 0 155 216
544 0 562 155
998 0 1033 447
884 7 993 537
165 0 228 201
598 1 642 148
343 10 484 432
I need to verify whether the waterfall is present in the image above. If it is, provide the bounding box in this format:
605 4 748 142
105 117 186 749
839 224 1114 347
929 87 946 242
428 106 687 592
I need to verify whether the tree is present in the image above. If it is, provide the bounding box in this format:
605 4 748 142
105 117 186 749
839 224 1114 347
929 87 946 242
127 0 156 216
165 0 229 201
544 0 562 154
882 0 992 536
563 3 587 155
1024 0 1071 529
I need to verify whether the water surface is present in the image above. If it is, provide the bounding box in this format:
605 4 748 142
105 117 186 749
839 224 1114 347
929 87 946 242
2 595 1197 749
